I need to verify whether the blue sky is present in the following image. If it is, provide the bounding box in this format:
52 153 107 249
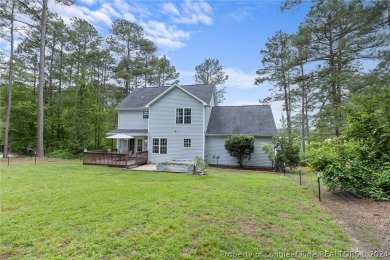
1 0 313 126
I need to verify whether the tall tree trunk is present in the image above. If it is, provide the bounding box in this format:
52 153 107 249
305 91 310 145
3 1 15 158
300 64 306 154
58 43 63 94
37 0 48 158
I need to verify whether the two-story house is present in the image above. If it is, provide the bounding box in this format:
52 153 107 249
107 84 277 167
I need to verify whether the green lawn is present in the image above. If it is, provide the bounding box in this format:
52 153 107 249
0 160 349 259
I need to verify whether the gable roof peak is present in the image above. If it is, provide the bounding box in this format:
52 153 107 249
115 84 216 109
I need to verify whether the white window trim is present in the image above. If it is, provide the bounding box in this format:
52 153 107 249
175 107 192 124
184 138 191 148
142 110 149 119
152 137 168 154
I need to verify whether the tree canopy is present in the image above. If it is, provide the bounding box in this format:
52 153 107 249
194 58 229 104
0 2 180 157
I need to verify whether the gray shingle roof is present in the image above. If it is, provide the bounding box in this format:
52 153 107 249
116 84 215 109
206 105 277 136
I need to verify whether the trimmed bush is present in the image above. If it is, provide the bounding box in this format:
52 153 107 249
224 134 254 167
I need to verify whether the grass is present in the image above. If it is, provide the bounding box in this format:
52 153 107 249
0 160 350 259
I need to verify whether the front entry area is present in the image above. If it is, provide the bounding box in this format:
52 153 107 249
127 137 146 156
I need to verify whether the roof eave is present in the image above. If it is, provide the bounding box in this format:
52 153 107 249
206 133 277 137
145 84 207 107
116 107 147 111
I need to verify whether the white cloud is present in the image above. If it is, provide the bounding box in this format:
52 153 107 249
162 2 180 16
154 38 186 49
101 3 121 18
51 3 95 25
163 0 213 25
141 21 190 49
79 6 113 26
224 67 257 89
122 13 136 22
113 0 131 13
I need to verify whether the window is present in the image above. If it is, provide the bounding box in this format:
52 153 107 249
143 110 149 119
176 108 183 124
152 138 159 154
137 139 143 152
160 138 167 154
184 108 191 124
152 138 167 154
184 139 191 148
176 108 191 124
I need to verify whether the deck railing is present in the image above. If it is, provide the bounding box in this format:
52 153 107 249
83 150 148 168
135 150 148 166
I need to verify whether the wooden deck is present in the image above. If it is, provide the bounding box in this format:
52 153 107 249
83 150 148 168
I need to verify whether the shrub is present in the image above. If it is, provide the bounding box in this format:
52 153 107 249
274 137 300 171
46 149 79 159
306 88 390 200
224 134 254 167
192 156 208 175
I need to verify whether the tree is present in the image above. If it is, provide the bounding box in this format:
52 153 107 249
224 134 255 167
148 55 180 87
0 0 17 157
137 38 157 88
301 0 385 137
306 87 390 200
289 27 316 153
255 31 295 139
17 0 75 157
273 136 300 171
110 19 144 94
194 58 229 104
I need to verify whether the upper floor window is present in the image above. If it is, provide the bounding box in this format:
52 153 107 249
143 110 149 119
176 108 191 124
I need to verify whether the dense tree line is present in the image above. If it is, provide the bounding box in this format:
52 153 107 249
259 0 389 199
257 0 389 150
0 0 180 157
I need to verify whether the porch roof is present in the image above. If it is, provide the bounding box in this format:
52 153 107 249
107 129 148 137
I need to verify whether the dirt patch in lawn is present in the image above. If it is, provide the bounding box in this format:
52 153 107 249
310 189 390 257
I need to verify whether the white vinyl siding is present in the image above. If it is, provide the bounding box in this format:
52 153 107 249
118 110 148 129
148 87 204 163
205 136 273 166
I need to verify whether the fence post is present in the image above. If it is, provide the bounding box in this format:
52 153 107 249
7 156 10 167
317 172 321 201
35 152 37 165
299 169 302 185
